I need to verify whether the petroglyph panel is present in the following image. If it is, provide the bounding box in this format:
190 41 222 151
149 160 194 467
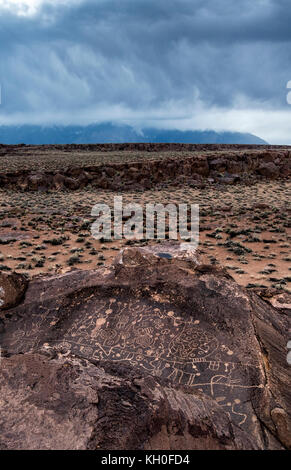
2 292 264 429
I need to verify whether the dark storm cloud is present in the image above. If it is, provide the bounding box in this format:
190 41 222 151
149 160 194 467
0 0 291 125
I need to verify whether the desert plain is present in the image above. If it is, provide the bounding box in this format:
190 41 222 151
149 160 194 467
0 143 290 294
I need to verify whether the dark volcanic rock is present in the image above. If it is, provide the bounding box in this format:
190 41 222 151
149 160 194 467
52 172 66 190
25 172 53 191
258 162 280 178
0 145 290 191
215 174 241 185
0 271 28 310
0 353 256 450
0 245 290 449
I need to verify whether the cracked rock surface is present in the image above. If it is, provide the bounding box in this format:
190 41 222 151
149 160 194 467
0 245 290 450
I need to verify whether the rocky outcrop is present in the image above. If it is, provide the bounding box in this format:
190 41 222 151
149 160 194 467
0 353 256 450
258 162 280 179
0 271 28 310
0 244 290 449
0 145 290 191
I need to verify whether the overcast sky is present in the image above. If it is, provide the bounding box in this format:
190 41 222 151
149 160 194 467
0 0 291 143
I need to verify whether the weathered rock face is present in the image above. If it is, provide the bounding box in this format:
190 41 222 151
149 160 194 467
258 162 280 178
0 271 28 310
0 245 290 450
0 353 256 450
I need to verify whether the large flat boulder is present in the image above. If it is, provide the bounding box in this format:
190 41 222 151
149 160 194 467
0 245 290 449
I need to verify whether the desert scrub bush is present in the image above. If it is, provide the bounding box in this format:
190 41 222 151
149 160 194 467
223 241 252 255
35 259 45 268
259 268 277 275
0 238 16 244
225 228 251 238
34 244 47 251
19 241 33 247
16 263 32 270
206 231 217 239
0 264 11 271
70 247 83 253
244 236 261 242
80 220 91 230
67 255 81 266
43 236 67 246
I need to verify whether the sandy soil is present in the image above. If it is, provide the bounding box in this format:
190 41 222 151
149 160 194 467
0 180 290 292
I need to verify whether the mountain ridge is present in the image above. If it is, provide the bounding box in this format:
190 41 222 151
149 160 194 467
0 123 268 145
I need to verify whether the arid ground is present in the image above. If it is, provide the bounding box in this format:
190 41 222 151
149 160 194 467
0 144 290 292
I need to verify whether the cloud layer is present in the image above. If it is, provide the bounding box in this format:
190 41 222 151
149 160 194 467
1 0 291 142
